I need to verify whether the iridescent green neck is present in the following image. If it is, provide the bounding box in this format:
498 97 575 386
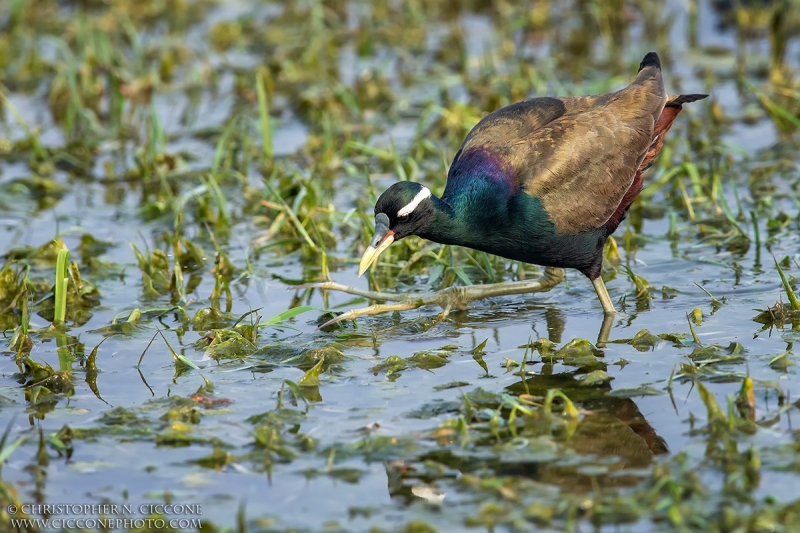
416 195 464 246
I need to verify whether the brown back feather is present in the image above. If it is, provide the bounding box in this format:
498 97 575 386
458 64 667 234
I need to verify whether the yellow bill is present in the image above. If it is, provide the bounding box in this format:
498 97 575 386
358 212 394 277
358 233 394 277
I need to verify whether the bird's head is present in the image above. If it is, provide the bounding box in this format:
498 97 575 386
358 182 435 276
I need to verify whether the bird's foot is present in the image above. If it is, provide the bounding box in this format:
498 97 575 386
296 267 566 329
292 281 414 302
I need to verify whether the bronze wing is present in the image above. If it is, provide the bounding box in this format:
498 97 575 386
456 63 667 235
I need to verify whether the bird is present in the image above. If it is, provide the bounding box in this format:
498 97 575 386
356 52 707 316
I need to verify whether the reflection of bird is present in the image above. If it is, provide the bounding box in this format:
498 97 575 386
359 53 706 315
505 369 669 463
385 372 669 499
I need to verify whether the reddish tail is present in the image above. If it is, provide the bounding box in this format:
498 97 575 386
639 94 708 173
604 93 708 235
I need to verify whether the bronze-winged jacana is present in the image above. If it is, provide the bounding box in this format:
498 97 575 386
306 52 707 330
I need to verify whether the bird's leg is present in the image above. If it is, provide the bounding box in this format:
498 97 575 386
591 277 617 315
298 267 566 328
591 276 616 348
444 266 565 303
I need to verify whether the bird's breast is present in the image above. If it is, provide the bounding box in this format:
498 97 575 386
448 192 605 273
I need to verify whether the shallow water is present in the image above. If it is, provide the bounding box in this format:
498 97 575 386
1 0 800 531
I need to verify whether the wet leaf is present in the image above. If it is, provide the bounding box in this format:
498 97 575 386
407 351 450 371
555 339 603 369
434 381 470 391
298 357 325 387
203 330 257 360
608 386 664 398
689 342 747 366
658 332 694 347
577 370 612 387
467 340 490 372
614 329 660 351
695 381 727 424
769 351 794 371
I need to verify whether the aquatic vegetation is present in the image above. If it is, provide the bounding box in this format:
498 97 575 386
0 0 800 531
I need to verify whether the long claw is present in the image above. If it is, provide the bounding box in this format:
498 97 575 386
317 302 421 329
299 267 567 326
293 281 412 302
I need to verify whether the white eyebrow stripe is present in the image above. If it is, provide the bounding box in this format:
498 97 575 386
397 187 431 217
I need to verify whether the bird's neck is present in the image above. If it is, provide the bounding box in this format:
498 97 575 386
417 194 476 247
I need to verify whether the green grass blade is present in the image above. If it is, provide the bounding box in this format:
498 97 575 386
159 330 199 370
54 245 70 324
257 70 273 160
774 256 800 311
261 305 318 327
0 436 26 465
